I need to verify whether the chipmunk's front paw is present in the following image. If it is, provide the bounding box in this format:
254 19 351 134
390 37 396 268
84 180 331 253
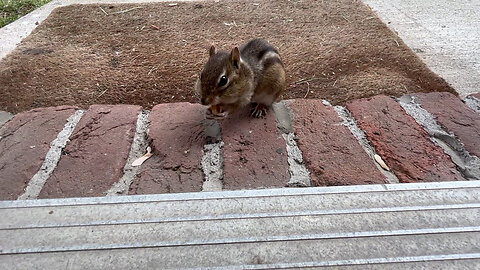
206 105 228 120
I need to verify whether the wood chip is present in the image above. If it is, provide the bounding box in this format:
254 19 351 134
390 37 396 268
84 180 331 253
132 146 152 166
374 154 390 171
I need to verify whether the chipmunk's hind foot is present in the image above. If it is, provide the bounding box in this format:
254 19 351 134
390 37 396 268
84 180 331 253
251 103 268 118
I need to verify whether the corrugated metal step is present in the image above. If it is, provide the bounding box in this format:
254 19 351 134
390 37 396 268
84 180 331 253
1 181 480 269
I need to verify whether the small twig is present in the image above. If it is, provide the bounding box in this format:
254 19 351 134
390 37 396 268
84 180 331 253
293 77 321 85
110 6 143 15
303 82 310 98
332 79 338 87
151 24 160 30
393 39 400 47
223 21 238 27
129 55 140 63
148 66 157 75
99 6 109 16
361 16 375 22
97 88 108 98
341 15 351 23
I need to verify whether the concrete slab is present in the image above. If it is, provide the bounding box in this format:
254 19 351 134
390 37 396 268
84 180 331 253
363 0 480 97
2 181 480 269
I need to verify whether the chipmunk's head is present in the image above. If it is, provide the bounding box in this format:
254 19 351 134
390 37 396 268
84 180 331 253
195 45 253 118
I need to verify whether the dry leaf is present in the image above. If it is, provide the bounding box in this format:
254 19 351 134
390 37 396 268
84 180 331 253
132 146 152 167
374 154 390 171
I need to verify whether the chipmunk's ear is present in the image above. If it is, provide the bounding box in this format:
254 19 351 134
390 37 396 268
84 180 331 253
230 47 240 69
209 45 216 57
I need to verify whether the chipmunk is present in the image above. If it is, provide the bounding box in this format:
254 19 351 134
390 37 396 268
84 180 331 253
195 38 286 119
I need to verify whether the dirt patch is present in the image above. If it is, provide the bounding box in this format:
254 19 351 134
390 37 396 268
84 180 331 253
0 0 456 113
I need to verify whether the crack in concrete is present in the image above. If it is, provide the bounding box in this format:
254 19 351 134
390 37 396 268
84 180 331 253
333 105 400 184
106 110 150 196
273 102 311 187
17 109 85 200
399 95 480 180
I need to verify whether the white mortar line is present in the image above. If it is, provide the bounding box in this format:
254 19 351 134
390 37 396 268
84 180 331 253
464 95 480 115
332 103 400 184
273 102 311 187
281 133 311 187
398 95 480 180
106 110 150 196
201 142 224 191
17 110 84 200
201 119 224 191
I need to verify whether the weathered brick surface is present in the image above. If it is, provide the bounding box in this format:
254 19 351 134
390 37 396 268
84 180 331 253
39 105 140 198
129 103 204 194
347 95 464 183
287 100 386 186
221 107 289 190
0 106 76 200
413 92 480 158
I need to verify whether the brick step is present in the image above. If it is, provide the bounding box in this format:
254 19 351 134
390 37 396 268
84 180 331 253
1 92 480 200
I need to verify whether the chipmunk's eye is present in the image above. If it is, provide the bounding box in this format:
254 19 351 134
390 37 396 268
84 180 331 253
218 75 228 87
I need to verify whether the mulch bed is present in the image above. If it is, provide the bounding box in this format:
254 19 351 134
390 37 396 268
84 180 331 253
0 0 456 113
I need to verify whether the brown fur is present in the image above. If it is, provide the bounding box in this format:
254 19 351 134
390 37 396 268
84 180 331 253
196 39 285 119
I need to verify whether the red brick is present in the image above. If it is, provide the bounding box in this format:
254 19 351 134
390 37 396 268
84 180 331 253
287 100 386 186
39 105 140 198
129 103 204 194
347 95 464 183
413 92 480 158
0 106 77 200
221 107 289 189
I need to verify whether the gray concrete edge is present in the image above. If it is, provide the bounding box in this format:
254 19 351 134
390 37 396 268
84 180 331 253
0 111 14 128
1 180 479 208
